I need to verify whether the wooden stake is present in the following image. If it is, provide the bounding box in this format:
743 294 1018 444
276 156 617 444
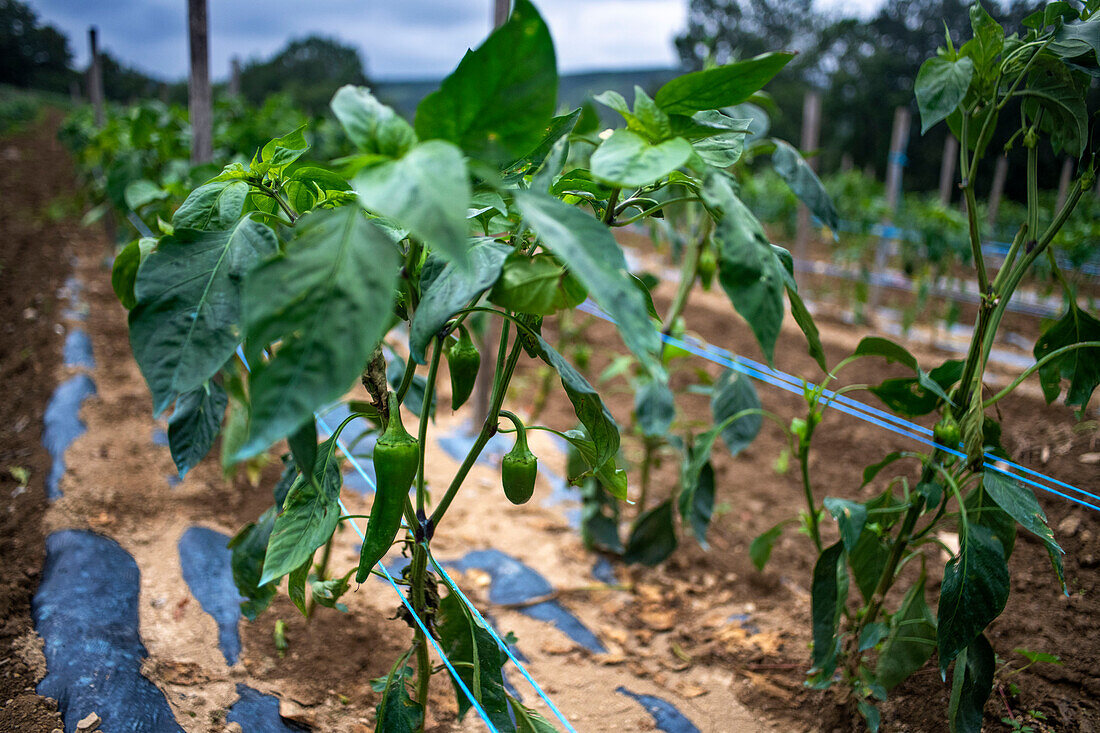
795 90 821 260
868 107 911 314
938 134 958 205
87 27 104 127
229 56 241 97
493 0 511 28
187 0 213 165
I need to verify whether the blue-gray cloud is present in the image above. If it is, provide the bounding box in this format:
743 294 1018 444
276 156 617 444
26 0 708 82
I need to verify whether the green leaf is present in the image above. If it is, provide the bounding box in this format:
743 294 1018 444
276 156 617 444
354 140 472 268
489 252 586 316
862 452 910 486
771 140 839 234
509 696 560 733
288 419 318 477
375 659 422 733
559 429 628 500
964 484 1017 558
824 497 867 553
409 239 511 363
530 338 621 475
171 180 249 230
703 174 786 365
749 523 784 571
124 179 168 211
948 634 995 733
848 529 890 602
969 2 1005 71
259 435 343 585
710 368 762 455
785 283 828 372
437 589 515 731
513 190 665 381
580 472 623 553
508 108 581 177
255 125 309 175
875 572 937 690
130 217 278 414
1033 303 1100 415
287 560 310 616
655 52 795 116
677 459 715 547
590 130 693 188
914 57 975 134
632 86 672 139
111 236 155 310
1049 14 1100 60
624 500 678 566
414 0 556 164
983 471 1065 592
688 110 749 168
311 569 354 611
168 380 228 478
868 358 964 416
810 542 848 676
937 524 1009 674
635 377 676 438
330 85 417 158
228 507 277 620
855 337 956 407
239 207 399 458
1020 57 1089 157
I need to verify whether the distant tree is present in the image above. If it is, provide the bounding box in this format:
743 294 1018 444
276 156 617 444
100 52 164 103
0 0 73 92
239 35 368 115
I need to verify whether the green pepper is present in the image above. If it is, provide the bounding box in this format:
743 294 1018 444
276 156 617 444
356 392 418 582
500 411 537 505
445 324 480 410
697 244 717 291
933 414 961 448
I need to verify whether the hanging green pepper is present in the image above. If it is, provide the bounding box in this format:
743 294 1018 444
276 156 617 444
500 411 538 505
444 324 480 410
697 243 717 291
933 413 961 448
356 392 418 582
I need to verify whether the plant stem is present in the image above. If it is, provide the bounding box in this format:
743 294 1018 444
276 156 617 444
417 338 443 516
799 442 822 553
409 540 432 731
603 188 621 225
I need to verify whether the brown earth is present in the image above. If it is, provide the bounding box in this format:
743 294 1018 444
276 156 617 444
0 111 74 731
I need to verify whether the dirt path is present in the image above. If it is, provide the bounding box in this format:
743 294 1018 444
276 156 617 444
0 110 81 732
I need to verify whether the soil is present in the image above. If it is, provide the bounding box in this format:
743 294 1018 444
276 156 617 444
0 110 74 732
2 113 1097 733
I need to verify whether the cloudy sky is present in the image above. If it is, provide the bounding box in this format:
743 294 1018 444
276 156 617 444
29 0 884 82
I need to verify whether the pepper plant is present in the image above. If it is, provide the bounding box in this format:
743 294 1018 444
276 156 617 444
752 3 1099 730
114 1 839 728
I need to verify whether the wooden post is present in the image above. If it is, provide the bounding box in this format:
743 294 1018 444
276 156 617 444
1055 157 1073 211
868 106 911 314
795 90 822 259
493 0 511 28
938 134 958 205
229 56 241 97
473 0 513 428
187 0 213 164
986 156 1008 231
87 27 105 127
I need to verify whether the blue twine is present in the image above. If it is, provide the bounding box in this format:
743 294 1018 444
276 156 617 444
575 301 1100 513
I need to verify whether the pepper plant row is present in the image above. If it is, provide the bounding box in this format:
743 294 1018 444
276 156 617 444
99 1 1099 731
